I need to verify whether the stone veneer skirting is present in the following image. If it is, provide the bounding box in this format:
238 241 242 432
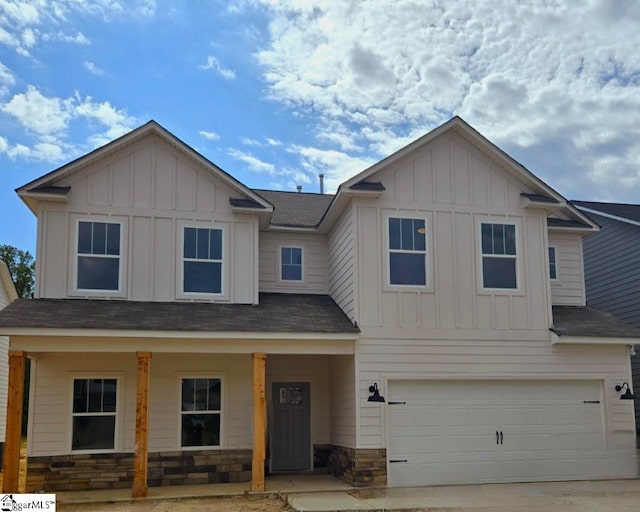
26 449 253 492
327 446 387 486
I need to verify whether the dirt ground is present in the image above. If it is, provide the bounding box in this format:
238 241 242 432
59 495 289 512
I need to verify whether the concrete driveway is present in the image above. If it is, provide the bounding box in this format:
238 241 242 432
286 479 640 511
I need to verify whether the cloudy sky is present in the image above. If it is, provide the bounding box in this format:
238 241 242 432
1 0 639 253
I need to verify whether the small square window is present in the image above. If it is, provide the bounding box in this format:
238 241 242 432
281 247 303 281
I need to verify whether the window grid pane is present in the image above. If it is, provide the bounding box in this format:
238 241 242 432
281 247 303 281
389 217 427 286
72 378 117 451
481 223 517 289
549 247 557 279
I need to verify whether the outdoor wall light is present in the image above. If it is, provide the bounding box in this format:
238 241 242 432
615 382 636 400
368 383 385 402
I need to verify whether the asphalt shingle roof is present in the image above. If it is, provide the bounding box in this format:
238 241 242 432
552 305 640 338
253 189 334 227
547 218 594 229
572 200 640 223
0 294 359 334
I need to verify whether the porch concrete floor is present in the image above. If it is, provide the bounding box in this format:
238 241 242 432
56 474 352 505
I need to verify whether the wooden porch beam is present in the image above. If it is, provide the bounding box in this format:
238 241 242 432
251 353 267 492
3 350 26 493
132 351 152 498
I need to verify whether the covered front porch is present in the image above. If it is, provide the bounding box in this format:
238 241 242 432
2 341 359 498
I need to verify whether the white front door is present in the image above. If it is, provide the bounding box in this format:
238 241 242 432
387 380 606 487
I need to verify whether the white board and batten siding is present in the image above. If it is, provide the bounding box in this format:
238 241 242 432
347 131 637 480
259 232 329 294
548 232 586 306
36 134 259 303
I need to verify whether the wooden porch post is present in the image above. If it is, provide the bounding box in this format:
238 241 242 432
251 353 267 492
132 352 152 498
3 350 26 493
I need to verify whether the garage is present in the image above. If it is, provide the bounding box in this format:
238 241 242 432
387 379 606 487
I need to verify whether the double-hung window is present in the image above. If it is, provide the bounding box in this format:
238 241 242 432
281 247 303 281
388 217 427 286
183 227 223 294
77 221 121 291
181 378 222 448
481 223 517 289
548 247 558 280
72 378 117 451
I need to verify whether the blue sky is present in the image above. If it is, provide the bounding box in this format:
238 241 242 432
1 1 640 255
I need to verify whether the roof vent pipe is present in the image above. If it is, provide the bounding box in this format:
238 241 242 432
319 173 325 194
296 185 302 193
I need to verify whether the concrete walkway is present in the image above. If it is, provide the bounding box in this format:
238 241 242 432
286 479 640 511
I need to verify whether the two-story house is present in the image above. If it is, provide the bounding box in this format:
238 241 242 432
571 200 640 441
0 117 638 497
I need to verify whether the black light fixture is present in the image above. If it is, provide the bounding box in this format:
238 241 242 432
368 383 385 403
615 382 636 400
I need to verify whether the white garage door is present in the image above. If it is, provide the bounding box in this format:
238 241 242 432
387 380 606 487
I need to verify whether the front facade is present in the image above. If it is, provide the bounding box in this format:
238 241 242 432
0 118 637 496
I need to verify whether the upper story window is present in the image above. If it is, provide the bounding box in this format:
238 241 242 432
183 227 223 294
481 223 517 289
281 247 303 281
181 377 222 448
77 221 121 291
388 217 427 286
549 246 558 280
72 378 118 452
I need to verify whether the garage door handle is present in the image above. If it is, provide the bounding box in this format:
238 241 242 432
500 431 504 444
389 459 408 463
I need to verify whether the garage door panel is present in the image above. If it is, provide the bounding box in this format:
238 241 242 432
387 380 606 487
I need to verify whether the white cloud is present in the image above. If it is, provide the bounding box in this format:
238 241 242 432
250 0 640 201
83 61 106 76
2 85 75 135
242 137 283 147
198 55 236 80
228 148 276 174
199 130 220 141
0 60 14 96
46 31 90 45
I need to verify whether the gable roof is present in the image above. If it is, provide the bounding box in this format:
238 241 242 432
253 189 334 228
16 120 273 215
319 116 596 231
0 294 359 336
572 200 640 226
0 260 18 303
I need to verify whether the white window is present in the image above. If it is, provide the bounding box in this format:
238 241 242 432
549 246 558 280
180 378 222 448
72 378 118 452
76 221 121 291
481 223 517 289
388 217 427 286
281 247 303 281
182 227 223 294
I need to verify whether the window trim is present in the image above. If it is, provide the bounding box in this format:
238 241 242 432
549 246 558 281
69 374 123 454
277 245 305 285
177 222 227 299
70 217 127 297
477 219 522 294
177 373 225 451
384 213 431 290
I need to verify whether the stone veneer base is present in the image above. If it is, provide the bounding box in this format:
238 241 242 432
26 449 252 492
327 446 387 487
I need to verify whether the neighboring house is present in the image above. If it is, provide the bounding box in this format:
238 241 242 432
0 260 18 464
572 200 640 440
0 117 638 497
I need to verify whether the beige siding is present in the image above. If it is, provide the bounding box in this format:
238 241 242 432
549 232 586 306
37 134 259 303
259 232 329 294
266 355 330 448
355 132 549 332
28 353 255 456
329 355 356 448
356 337 636 454
0 281 9 442
328 204 355 320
